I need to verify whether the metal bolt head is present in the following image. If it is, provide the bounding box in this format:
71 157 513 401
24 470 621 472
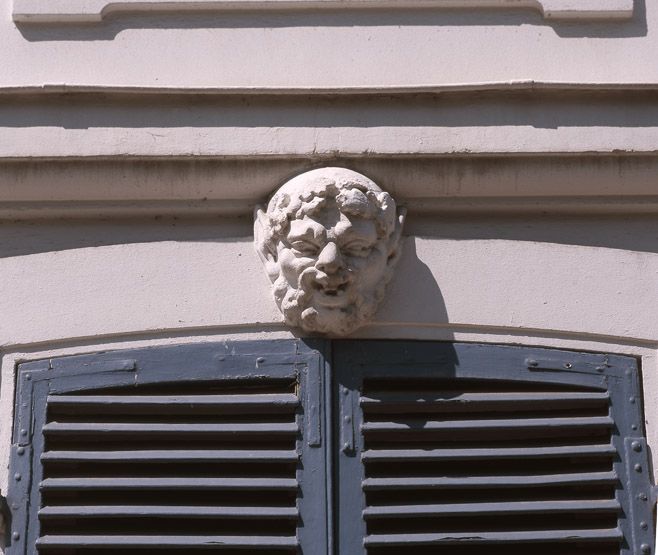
256 357 265 364
635 464 642 472
12 532 19 541
638 493 648 501
25 374 31 381
17 446 25 455
14 473 21 481
632 441 643 452
641 521 649 530
630 397 636 404
641 543 651 554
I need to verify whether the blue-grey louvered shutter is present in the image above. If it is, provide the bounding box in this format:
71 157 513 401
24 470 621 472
5 340 329 555
334 341 655 555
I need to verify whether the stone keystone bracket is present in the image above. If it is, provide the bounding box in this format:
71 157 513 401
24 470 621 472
13 0 633 24
254 167 406 336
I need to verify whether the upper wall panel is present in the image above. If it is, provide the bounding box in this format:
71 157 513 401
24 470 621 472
2 0 656 89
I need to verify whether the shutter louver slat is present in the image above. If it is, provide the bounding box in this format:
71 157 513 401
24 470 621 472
363 471 619 490
37 535 299 549
363 499 621 517
362 444 617 460
364 528 624 546
47 393 299 412
41 449 299 462
360 391 611 412
362 415 614 433
43 422 299 435
40 477 299 490
39 506 299 518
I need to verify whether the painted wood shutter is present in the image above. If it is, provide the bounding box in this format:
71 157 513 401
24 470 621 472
5 340 329 554
334 341 655 555
5 339 655 555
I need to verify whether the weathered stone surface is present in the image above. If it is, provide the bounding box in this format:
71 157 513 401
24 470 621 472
254 167 405 335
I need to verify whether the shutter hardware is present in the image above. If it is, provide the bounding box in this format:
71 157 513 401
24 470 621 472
526 356 612 373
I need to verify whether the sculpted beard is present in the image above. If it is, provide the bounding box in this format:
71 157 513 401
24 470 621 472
271 261 385 335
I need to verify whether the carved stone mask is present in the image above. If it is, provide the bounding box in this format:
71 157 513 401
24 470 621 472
254 167 406 336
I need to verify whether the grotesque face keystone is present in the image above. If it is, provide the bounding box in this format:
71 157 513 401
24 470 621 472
254 167 405 336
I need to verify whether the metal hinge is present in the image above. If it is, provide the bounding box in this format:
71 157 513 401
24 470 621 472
4 444 31 554
525 356 611 373
624 438 655 555
340 385 356 455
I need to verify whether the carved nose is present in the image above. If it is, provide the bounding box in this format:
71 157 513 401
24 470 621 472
315 242 344 274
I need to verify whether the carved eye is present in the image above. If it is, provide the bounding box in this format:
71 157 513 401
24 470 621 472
342 243 373 258
290 241 319 256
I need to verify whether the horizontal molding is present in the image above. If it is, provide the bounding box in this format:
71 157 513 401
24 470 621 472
2 81 658 97
2 156 658 215
13 0 634 24
2 89 658 159
3 196 658 220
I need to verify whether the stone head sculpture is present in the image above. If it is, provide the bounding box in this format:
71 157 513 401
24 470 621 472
254 167 406 336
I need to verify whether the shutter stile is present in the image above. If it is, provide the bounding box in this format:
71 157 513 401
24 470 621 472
335 342 654 555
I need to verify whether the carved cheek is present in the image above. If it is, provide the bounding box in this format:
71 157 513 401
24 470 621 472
278 248 315 286
359 250 388 285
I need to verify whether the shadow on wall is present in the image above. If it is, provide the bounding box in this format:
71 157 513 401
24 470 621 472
404 214 658 256
16 0 647 42
374 236 452 328
5 91 658 130
2 212 658 260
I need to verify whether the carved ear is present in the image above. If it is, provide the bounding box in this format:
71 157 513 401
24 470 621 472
386 206 407 268
254 206 280 281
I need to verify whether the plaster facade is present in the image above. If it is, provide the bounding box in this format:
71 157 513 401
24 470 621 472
1 0 658 551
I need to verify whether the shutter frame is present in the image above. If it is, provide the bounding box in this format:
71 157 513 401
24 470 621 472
5 339 330 555
334 341 655 555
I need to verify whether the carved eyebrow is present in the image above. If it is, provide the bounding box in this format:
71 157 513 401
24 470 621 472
288 221 327 243
340 237 375 247
288 230 320 243
339 234 377 245
335 224 377 246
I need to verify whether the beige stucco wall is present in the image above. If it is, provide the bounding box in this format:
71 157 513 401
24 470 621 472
2 215 658 345
1 212 657 505
3 0 658 548
2 0 657 89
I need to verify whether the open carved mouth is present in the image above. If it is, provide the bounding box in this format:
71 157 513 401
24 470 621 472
311 280 350 305
312 281 348 295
